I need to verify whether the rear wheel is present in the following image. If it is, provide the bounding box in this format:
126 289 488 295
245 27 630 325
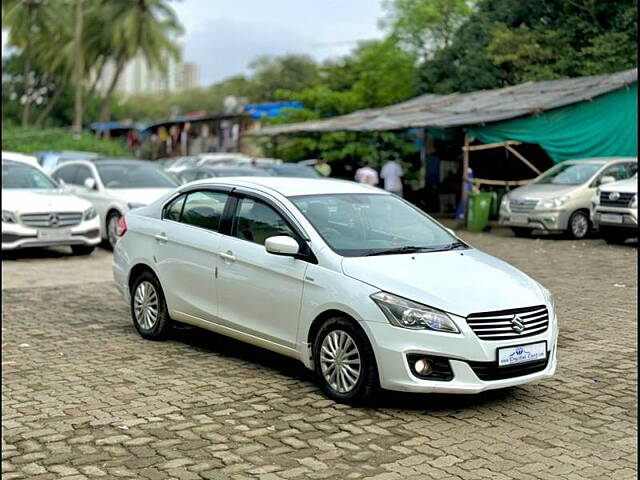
130 271 172 340
313 317 379 405
511 227 532 238
71 245 95 256
567 211 590 239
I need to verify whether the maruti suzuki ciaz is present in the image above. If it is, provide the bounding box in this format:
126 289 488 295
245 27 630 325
113 177 557 404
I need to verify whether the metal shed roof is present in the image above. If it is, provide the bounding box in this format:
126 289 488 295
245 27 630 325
249 68 637 136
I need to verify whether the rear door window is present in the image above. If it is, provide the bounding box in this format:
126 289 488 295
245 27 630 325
180 191 230 232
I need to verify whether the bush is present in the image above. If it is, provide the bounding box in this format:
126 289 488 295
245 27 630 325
1 127 130 157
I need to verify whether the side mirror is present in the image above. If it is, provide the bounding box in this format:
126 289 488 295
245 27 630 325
84 177 97 190
265 235 300 256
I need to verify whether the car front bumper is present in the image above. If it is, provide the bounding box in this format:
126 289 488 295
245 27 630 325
591 206 638 230
499 209 570 233
1 216 101 250
363 311 558 394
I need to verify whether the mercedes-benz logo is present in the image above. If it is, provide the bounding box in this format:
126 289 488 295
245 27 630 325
511 316 525 334
48 213 60 227
609 192 621 201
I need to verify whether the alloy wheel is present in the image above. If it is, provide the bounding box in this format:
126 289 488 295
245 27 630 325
320 330 361 394
571 213 589 238
133 281 159 330
108 214 121 248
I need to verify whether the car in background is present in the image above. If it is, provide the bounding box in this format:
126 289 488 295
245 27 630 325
113 177 557 404
591 174 638 243
499 157 637 239
2 159 100 254
163 156 201 174
51 159 178 249
174 165 271 184
2 151 40 167
36 150 100 173
262 163 321 178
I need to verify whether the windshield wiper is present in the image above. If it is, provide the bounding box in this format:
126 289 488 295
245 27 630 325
364 246 436 256
437 241 467 251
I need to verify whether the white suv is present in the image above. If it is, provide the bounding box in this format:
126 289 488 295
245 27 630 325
113 177 557 404
591 175 638 243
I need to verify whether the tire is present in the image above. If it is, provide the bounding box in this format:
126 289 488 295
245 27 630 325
600 227 627 244
130 271 172 341
71 245 95 256
567 210 590 239
105 211 122 250
511 227 532 238
313 317 379 405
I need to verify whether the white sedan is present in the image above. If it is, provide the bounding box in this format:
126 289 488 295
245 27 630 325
51 159 177 249
2 159 101 254
113 177 557 404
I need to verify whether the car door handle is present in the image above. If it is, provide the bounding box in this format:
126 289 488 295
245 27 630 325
218 251 236 262
154 233 168 243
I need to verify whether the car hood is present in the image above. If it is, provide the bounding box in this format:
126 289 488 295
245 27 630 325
2 189 92 214
104 188 173 205
599 177 637 194
507 183 579 200
341 249 545 318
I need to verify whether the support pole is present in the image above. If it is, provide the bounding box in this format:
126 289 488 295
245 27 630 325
461 133 470 227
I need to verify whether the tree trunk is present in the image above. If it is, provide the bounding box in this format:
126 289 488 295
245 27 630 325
99 55 126 139
34 81 66 127
86 56 106 100
21 39 32 127
72 0 84 138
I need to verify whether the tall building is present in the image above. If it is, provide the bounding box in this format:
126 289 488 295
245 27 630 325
179 62 199 91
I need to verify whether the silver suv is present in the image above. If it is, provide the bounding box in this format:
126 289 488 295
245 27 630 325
499 158 637 239
591 175 638 243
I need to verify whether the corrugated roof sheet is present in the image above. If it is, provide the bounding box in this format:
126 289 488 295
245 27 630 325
249 68 637 136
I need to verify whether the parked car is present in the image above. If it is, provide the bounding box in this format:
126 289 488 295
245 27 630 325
174 166 272 184
36 150 100 172
262 163 322 178
591 174 638 243
51 159 178 249
113 177 557 404
499 157 637 239
2 151 40 167
2 159 101 254
163 156 201 174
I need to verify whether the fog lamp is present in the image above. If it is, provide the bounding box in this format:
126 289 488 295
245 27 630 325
414 358 433 376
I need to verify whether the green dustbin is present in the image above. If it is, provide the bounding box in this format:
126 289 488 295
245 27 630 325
467 192 493 232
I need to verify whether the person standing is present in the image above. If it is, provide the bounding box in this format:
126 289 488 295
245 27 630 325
380 157 404 197
354 162 379 186
314 158 331 177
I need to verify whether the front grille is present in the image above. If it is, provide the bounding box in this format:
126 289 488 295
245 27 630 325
466 305 549 341
599 191 634 207
466 355 549 381
20 212 83 228
509 199 538 213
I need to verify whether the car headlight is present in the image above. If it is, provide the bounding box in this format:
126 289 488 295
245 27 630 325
83 206 97 220
2 210 18 223
537 195 569 210
500 195 510 211
539 286 556 321
371 292 460 333
631 194 637 209
127 202 146 210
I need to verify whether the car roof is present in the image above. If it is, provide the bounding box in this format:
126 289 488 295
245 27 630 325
93 158 155 166
186 177 383 197
562 157 637 165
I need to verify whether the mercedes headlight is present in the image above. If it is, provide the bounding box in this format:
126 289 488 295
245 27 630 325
537 195 570 210
127 202 145 210
371 292 459 333
2 210 18 223
83 206 97 220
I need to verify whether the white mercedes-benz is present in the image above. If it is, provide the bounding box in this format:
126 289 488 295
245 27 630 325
2 159 101 254
113 177 557 404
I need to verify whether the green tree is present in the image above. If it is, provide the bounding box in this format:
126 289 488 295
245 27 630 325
248 54 320 100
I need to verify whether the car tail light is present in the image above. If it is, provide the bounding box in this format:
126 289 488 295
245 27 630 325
116 216 128 236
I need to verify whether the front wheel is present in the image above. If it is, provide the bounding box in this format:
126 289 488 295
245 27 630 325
567 211 590 239
130 272 172 340
313 317 379 405
511 227 532 238
106 211 122 250
600 227 627 244
71 245 95 256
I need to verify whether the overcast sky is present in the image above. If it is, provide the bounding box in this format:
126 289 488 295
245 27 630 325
2 1 386 86
172 0 385 86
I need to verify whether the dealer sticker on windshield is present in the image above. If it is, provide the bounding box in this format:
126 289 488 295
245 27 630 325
498 342 547 367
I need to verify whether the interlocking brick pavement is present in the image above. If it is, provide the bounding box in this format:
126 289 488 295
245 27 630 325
2 231 637 479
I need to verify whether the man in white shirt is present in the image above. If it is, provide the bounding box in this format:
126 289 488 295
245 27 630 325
354 163 379 186
380 158 404 197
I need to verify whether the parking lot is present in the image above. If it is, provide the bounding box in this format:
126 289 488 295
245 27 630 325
2 230 637 480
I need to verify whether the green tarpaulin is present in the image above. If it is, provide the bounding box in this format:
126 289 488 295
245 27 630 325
469 84 637 163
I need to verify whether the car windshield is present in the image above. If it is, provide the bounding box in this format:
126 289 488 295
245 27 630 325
270 166 320 178
534 162 602 185
2 162 58 189
290 193 462 257
97 163 177 189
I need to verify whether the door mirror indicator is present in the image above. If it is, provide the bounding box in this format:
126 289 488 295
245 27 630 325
600 175 616 186
84 177 97 190
265 235 300 256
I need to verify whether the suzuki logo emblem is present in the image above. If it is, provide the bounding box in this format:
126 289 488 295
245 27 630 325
608 192 620 201
48 213 60 227
511 316 525 334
